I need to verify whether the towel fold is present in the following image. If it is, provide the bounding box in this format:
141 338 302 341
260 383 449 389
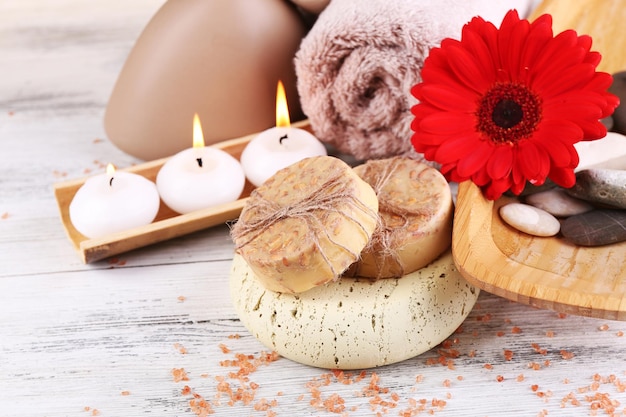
295 0 536 161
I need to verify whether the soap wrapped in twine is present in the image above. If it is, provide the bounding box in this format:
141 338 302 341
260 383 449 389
351 157 445 279
352 158 409 278
231 169 380 280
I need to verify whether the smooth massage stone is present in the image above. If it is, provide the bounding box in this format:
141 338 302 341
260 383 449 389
561 209 626 246
566 169 626 209
575 132 626 171
499 203 560 237
525 188 594 217
230 250 479 370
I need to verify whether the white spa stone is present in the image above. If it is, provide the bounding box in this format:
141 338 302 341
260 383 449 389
229 250 479 370
575 132 626 171
525 188 594 217
499 203 561 237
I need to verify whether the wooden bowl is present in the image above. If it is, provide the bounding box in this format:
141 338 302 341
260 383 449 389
54 120 312 263
452 181 626 320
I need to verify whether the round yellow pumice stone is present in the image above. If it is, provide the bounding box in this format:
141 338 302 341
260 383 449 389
349 157 453 279
229 250 479 369
231 155 379 294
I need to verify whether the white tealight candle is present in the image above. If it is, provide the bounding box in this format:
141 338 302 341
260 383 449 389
69 164 160 239
240 80 327 187
156 114 246 214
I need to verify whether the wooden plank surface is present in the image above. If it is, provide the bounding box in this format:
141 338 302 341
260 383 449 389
2 1 626 416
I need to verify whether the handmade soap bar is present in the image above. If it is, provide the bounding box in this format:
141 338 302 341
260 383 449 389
231 156 379 294
349 157 453 278
230 250 478 369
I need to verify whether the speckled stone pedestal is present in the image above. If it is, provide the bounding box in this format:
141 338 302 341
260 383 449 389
230 250 479 370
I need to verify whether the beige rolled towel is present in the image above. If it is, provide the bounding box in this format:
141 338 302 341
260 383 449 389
295 0 537 161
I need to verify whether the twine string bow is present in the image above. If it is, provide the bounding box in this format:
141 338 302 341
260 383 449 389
231 172 379 278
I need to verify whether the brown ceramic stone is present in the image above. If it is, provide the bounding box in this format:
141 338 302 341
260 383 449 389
104 0 307 160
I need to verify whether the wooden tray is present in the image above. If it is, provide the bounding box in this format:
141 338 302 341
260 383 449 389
452 181 626 321
54 120 312 263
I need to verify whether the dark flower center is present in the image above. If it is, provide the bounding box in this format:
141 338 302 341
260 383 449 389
492 99 523 128
476 83 542 144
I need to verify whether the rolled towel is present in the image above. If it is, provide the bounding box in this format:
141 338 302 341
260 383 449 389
295 0 536 161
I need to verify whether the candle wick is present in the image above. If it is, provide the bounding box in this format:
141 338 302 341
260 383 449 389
196 157 203 168
109 176 114 187
279 134 288 145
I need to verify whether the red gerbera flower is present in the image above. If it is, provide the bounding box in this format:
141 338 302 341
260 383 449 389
410 9 619 200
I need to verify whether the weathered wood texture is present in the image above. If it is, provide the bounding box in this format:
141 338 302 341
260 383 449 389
2 1 626 416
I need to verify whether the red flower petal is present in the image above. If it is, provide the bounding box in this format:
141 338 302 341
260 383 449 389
510 178 527 195
420 47 457 84
567 142 580 167
530 29 579 73
483 177 513 200
410 9 617 200
520 32 552 83
577 120 608 140
583 72 620 116
534 118 584 145
534 136 573 168
542 100 602 130
446 44 492 93
517 141 549 181
486 145 513 179
535 63 595 97
410 101 438 119
418 84 476 112
412 132 449 146
464 15 498 51
419 112 475 135
434 133 481 164
529 13 553 34
472 165 492 186
461 25 497 81
549 166 576 188
583 50 601 68
497 11 530 81
544 91 605 112
456 141 493 177
585 71 614 91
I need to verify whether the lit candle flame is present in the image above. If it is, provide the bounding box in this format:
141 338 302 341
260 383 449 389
276 80 290 128
106 163 116 186
193 113 205 148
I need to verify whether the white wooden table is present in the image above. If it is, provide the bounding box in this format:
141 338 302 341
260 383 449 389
2 1 626 416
